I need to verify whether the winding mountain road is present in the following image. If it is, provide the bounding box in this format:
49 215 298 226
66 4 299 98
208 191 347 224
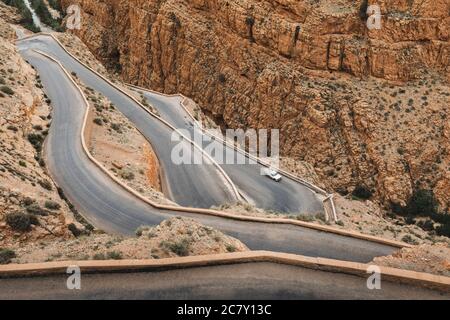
19 37 238 210
17 42 398 263
18 34 324 215
138 91 325 214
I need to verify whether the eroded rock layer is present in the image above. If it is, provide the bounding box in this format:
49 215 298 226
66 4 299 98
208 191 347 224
61 0 450 210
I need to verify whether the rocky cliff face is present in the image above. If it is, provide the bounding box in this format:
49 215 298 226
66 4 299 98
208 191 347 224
60 0 449 210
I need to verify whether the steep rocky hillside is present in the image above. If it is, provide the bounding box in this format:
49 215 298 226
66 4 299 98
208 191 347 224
60 0 449 211
0 5 75 246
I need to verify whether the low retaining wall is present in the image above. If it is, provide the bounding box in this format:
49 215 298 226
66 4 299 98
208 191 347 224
1 251 448 293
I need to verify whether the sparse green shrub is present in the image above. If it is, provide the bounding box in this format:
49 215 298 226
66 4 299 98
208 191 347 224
135 226 149 237
44 200 61 210
7 125 18 132
401 234 418 245
27 133 44 151
416 219 435 232
92 252 106 260
163 238 190 257
68 223 82 237
395 189 438 217
93 118 103 126
22 197 35 206
19 160 27 167
25 203 48 216
218 74 226 83
352 185 372 200
120 169 135 181
0 248 16 265
6 212 39 232
106 251 122 260
359 0 369 20
111 123 121 132
226 244 237 253
245 16 255 26
0 85 14 95
296 214 315 222
436 222 450 238
38 179 53 191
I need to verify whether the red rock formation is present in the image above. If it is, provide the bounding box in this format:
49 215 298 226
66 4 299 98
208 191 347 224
61 0 450 210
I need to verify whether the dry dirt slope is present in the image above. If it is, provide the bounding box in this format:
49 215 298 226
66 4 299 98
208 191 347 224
0 5 75 247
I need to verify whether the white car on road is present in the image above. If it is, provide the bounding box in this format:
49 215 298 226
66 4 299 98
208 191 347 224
263 168 282 182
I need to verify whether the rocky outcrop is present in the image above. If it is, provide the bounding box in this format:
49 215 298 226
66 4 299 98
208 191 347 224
0 6 74 246
60 0 449 210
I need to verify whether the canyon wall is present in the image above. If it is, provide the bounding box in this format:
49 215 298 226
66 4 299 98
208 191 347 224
60 0 450 210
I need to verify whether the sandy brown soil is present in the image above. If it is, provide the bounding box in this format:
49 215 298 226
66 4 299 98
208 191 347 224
373 244 450 277
334 195 450 246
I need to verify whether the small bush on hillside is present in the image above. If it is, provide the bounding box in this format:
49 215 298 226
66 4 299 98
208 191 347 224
25 203 48 216
92 253 106 260
21 197 35 206
352 185 372 200
162 238 190 257
6 212 39 232
7 125 18 132
38 179 53 191
359 0 369 20
44 200 61 210
416 219 435 232
407 189 438 217
436 223 450 238
0 85 14 95
27 133 44 151
0 248 16 265
401 235 418 245
68 223 82 237
120 170 135 181
111 123 121 132
106 251 122 260
93 118 103 126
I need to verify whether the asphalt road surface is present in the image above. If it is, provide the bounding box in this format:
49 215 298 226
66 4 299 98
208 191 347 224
18 34 324 215
16 48 397 263
140 91 325 215
0 263 447 300
19 38 238 209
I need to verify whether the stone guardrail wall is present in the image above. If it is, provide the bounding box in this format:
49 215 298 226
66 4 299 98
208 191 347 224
1 251 448 293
